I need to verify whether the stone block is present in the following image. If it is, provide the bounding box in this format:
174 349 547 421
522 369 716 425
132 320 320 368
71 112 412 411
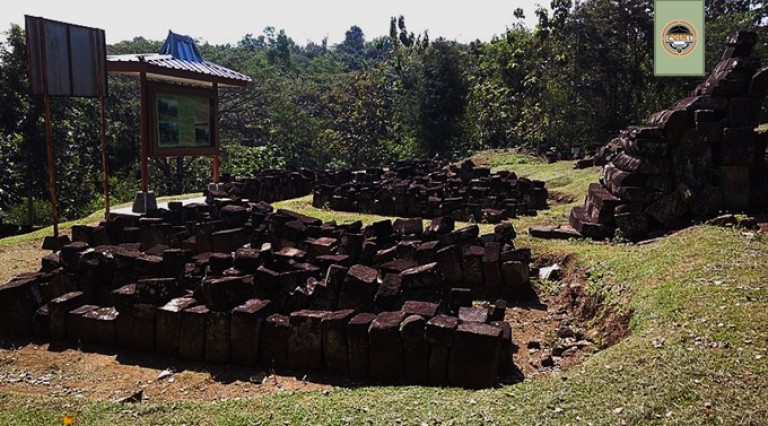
258 313 290 370
569 207 612 239
458 306 489 324
614 204 650 240
230 299 272 366
448 323 502 388
529 225 582 240
720 165 751 209
490 320 514 377
178 305 209 361
425 314 459 385
585 183 621 225
135 278 180 305
393 217 423 235
65 304 99 342
347 313 376 378
321 309 356 375
435 245 463 286
369 311 406 383
374 274 403 312
0 277 44 336
612 153 668 175
401 300 439 319
287 310 328 370
462 246 485 288
79 307 118 347
338 264 378 313
201 276 254 312
132 304 157 352
205 311 231 364
49 291 85 340
400 315 429 384
156 297 198 356
720 128 756 165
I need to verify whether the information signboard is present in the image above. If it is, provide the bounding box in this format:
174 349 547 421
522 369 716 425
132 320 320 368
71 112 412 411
147 82 218 157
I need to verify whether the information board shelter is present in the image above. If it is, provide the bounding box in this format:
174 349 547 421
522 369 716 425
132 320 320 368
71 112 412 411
107 31 251 212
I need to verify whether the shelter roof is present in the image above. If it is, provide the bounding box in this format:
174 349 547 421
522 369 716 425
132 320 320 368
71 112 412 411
107 31 251 88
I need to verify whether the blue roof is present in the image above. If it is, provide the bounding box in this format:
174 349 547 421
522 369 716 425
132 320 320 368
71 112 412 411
158 30 204 63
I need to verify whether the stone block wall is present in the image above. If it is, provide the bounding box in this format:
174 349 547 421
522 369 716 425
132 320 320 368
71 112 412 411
0 199 532 388
570 31 768 240
313 159 548 223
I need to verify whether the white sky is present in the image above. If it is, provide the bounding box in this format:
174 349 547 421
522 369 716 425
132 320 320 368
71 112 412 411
3 0 542 46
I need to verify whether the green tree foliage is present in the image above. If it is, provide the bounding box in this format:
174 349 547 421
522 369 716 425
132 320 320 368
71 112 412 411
1 2 767 224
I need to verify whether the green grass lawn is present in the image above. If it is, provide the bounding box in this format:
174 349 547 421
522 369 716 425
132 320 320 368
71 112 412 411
1 152 766 425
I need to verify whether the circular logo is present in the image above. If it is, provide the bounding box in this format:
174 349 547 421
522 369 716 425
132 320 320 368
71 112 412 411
662 20 698 56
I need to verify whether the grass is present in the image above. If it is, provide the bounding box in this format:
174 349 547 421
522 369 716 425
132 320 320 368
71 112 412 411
0 193 203 247
1 151 767 425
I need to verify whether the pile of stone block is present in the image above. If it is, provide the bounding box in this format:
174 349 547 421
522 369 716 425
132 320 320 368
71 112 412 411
569 31 768 240
312 159 549 223
208 169 316 203
0 199 533 388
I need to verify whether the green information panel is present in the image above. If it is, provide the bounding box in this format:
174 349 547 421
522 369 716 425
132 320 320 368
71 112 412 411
156 93 211 148
654 0 705 76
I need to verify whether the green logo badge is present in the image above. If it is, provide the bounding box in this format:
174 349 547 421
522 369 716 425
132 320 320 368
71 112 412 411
654 1 705 76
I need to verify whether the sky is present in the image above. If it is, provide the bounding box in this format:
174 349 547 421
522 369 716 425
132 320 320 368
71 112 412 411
3 0 542 46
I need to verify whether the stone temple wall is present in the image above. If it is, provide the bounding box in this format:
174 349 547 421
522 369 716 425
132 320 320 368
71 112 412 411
569 31 768 241
0 199 533 388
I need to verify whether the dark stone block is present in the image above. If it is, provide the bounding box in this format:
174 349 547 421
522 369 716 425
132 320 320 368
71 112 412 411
400 315 429 384
321 309 356 375
369 311 406 383
720 165 751 209
132 304 157 352
205 311 230 364
156 297 198 356
32 304 50 338
436 245 463 286
490 320 514 376
425 314 459 385
258 313 290 370
179 305 209 361
458 306 489 324
79 307 118 347
338 264 378 312
530 225 582 240
347 313 376 378
393 217 423 235
415 241 438 265
211 228 248 254
66 304 99 342
401 300 439 319
448 322 502 388
462 246 484 288
49 291 85 340
233 247 261 273
425 216 454 236
399 262 442 291
569 207 612 240
612 153 669 175
287 309 328 370
201 276 253 312
614 204 650 240
380 259 418 276
586 183 621 225
501 261 530 293
0 277 44 336
231 299 272 366
375 274 403 312
135 278 180 305
645 184 692 227
721 128 756 165
480 242 504 297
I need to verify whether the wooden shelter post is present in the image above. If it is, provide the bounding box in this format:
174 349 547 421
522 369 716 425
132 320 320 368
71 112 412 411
38 19 60 237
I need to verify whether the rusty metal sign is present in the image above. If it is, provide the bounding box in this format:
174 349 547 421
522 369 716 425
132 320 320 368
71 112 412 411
25 15 107 97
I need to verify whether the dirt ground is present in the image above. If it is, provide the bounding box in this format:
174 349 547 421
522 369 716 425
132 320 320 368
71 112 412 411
0 238 47 284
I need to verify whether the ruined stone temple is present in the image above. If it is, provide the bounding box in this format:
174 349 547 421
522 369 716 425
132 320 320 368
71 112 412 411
569 31 768 240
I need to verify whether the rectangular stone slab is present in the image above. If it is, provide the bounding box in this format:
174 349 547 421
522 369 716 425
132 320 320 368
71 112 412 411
156 297 198 356
347 313 377 378
258 314 290 370
178 305 209 361
205 311 231 364
448 322 502 388
369 311 407 384
321 309 356 375
230 299 272 366
425 314 459 385
0 277 44 336
49 291 85 340
287 310 328 370
80 307 119 347
400 314 429 385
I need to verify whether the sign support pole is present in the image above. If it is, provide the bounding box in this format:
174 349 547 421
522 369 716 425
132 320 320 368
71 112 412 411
139 70 149 193
39 19 60 237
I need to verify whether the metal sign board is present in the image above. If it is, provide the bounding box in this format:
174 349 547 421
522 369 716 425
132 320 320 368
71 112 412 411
25 15 107 97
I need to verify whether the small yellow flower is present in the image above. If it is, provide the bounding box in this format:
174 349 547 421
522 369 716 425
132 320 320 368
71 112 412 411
62 416 74 425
